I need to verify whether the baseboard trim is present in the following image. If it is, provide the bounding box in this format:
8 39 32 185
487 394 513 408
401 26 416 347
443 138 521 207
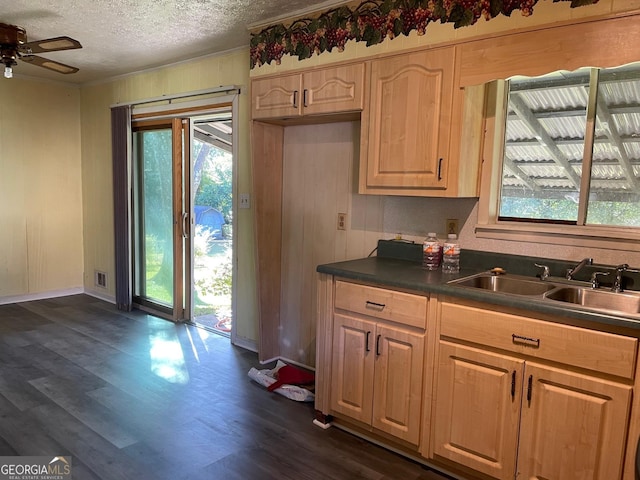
255 355 315 370
84 289 116 304
278 356 315 371
232 335 258 353
0 287 84 305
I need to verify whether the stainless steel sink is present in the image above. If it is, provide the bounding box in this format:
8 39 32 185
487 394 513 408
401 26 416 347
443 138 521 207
448 271 640 319
449 273 556 296
544 287 640 315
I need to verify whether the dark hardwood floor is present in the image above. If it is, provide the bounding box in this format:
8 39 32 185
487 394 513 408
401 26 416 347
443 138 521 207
0 294 452 479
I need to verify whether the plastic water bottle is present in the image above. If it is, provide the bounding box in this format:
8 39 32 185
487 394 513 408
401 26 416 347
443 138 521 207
442 234 460 273
422 233 442 270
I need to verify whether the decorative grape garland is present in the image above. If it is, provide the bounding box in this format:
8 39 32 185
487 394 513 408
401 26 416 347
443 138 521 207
250 0 598 69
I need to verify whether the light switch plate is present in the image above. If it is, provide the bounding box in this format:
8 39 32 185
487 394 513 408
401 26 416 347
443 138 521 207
239 193 250 209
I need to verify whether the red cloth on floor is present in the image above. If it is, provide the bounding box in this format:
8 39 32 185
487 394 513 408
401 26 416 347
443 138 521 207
267 365 315 392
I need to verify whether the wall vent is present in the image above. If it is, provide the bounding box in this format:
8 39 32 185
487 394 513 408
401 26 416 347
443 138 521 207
95 270 107 288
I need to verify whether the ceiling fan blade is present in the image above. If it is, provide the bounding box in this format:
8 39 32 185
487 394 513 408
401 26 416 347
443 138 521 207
19 36 82 54
20 55 79 74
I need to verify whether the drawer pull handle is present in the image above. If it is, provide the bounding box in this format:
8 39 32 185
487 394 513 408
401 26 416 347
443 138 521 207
376 334 382 356
365 331 371 352
366 301 386 311
303 89 308 107
293 90 298 108
527 374 533 404
437 158 443 180
512 334 540 348
511 370 516 399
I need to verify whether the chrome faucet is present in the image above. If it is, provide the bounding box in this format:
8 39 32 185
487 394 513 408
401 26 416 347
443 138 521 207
535 263 550 280
612 264 628 293
590 271 609 289
566 257 593 280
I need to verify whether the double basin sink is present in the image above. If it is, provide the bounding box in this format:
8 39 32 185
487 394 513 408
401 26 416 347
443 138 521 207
448 272 640 319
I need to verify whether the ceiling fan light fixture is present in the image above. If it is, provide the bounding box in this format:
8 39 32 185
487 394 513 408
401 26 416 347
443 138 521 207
0 24 82 78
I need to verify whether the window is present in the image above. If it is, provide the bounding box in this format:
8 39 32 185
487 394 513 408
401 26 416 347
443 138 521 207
498 64 640 227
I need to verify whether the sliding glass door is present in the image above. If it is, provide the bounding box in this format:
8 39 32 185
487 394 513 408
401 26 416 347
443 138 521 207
132 118 188 320
129 97 237 339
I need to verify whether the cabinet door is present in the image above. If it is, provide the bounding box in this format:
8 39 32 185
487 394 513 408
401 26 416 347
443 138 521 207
302 63 365 115
252 74 302 119
330 313 375 424
362 47 455 190
433 341 523 480
372 324 425 445
517 363 632 480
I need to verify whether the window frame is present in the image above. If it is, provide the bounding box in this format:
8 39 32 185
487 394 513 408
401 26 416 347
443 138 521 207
476 79 640 252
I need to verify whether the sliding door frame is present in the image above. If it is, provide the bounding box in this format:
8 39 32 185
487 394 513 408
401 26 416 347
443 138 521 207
126 93 239 333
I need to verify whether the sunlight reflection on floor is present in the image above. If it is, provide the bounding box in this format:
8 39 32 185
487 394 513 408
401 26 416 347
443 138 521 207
148 329 190 384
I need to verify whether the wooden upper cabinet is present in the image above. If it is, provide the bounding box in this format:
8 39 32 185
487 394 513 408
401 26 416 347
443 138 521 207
359 47 456 194
252 73 302 119
251 63 365 120
302 63 365 115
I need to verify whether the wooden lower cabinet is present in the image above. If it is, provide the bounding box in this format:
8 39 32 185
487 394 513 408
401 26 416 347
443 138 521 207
330 314 375 424
433 342 522 480
318 279 638 480
518 363 632 480
330 312 425 445
433 341 632 480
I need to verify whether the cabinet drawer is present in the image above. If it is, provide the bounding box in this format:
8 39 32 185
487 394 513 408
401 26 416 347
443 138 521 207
335 281 427 329
439 301 638 379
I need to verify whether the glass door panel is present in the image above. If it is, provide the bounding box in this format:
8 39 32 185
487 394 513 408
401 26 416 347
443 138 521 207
132 125 179 316
190 114 234 335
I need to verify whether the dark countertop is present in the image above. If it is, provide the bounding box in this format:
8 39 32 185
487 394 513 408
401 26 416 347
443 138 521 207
317 254 640 332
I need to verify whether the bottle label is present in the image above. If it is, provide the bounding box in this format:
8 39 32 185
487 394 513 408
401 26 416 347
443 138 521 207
423 242 441 254
443 243 460 256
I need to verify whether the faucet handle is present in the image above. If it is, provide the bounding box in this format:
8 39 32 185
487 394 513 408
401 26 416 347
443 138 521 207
535 263 550 280
590 271 609 289
612 264 630 293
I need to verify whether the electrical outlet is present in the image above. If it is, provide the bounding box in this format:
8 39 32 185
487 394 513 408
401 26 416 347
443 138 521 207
337 213 346 230
446 218 459 235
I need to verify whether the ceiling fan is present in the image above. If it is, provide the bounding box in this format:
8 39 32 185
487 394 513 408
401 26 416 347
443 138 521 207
0 22 82 79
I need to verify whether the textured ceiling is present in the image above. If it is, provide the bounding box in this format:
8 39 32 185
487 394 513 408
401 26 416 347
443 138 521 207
1 0 345 84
